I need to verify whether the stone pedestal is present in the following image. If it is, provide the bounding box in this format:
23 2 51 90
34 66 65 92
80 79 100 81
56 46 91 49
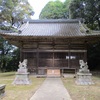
12 68 31 85
76 60 94 85
76 72 94 85
0 84 6 98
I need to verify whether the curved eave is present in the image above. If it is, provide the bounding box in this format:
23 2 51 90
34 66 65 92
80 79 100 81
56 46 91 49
0 32 100 42
0 31 86 38
0 32 87 39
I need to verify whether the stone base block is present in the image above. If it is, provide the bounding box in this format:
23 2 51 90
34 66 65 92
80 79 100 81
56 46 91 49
76 72 94 85
0 84 6 98
12 73 31 85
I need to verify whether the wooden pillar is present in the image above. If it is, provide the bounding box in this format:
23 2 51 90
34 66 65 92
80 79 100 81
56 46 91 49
19 42 23 61
20 48 22 61
53 52 54 67
36 43 39 74
84 50 87 62
84 41 88 62
53 40 55 67
68 42 71 68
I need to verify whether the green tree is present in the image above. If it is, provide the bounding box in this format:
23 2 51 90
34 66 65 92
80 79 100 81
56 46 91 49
39 0 67 19
63 0 72 18
0 37 14 71
69 0 100 70
0 0 34 71
69 0 100 30
87 42 100 70
0 0 34 30
0 37 20 72
7 48 20 71
84 0 100 30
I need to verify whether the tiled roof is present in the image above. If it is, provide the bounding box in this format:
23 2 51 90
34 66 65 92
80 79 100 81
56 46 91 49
0 19 100 37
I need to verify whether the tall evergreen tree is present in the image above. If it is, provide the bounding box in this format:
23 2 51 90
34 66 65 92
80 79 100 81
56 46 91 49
39 0 68 19
0 0 34 71
69 0 100 70
69 0 100 30
63 0 72 18
0 0 34 30
0 37 15 71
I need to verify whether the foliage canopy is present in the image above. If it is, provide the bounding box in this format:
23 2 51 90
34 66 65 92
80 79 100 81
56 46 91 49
69 0 100 30
39 0 71 19
0 0 34 30
0 0 33 72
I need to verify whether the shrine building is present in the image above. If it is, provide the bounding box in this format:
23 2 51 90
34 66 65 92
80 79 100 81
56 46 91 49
0 19 100 76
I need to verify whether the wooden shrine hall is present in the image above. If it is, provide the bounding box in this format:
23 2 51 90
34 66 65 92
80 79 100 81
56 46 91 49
0 19 100 76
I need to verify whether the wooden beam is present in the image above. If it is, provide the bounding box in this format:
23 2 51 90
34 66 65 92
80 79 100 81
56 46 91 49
22 49 87 52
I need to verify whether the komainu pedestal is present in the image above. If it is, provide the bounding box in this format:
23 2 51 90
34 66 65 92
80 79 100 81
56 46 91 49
0 84 6 98
76 60 94 85
76 72 94 85
12 59 31 85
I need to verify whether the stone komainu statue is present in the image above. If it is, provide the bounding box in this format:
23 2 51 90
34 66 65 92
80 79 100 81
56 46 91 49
18 59 28 69
79 60 89 73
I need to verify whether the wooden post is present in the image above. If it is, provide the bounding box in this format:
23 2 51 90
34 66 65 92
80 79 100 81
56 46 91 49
53 40 55 67
84 41 88 62
84 50 87 62
36 43 39 74
68 42 71 68
53 52 54 67
19 41 23 61
20 48 22 61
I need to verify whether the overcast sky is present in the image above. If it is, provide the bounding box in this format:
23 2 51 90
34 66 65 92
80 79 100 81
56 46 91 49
28 0 65 19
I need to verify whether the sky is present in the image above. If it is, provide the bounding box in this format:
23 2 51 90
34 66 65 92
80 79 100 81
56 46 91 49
28 0 65 19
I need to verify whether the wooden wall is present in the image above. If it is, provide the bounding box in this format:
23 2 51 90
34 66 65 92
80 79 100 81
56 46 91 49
20 38 87 73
